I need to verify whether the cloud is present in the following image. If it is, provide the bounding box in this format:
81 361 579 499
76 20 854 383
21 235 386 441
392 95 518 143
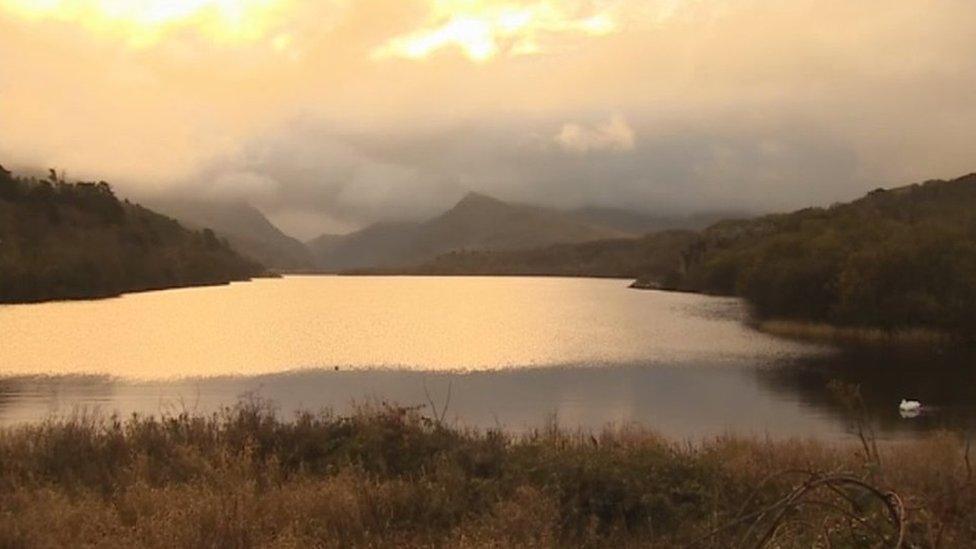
170 111 864 239
1 0 975 238
209 171 281 202
555 114 636 154
0 0 334 47
372 1 617 62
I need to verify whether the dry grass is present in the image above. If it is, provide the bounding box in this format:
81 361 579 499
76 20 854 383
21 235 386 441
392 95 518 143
0 400 973 548
758 319 951 347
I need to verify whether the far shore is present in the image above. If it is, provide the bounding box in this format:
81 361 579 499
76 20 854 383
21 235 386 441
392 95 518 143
631 278 960 348
0 272 282 307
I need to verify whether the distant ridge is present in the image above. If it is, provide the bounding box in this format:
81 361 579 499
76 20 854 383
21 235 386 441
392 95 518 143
571 206 750 235
307 192 631 271
397 230 699 282
306 221 421 272
147 199 313 271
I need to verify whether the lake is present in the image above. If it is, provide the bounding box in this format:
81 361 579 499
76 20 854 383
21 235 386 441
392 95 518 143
1 276 973 439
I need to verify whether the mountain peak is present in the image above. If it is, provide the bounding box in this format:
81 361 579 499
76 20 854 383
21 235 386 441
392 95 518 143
454 191 505 209
309 190 630 270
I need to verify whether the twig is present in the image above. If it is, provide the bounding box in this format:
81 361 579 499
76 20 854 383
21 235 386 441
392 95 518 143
422 379 453 425
761 476 904 548
422 380 438 421
965 435 972 484
800 499 888 541
821 517 834 549
440 380 452 423
694 472 906 548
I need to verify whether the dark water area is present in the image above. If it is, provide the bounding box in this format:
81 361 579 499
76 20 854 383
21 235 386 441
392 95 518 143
1 352 973 440
757 347 976 438
0 276 973 440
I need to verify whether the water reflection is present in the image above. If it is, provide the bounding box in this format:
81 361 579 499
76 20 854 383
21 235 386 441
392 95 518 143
0 364 837 438
0 276 818 377
756 349 976 438
2 351 972 440
0 277 972 440
0 375 118 423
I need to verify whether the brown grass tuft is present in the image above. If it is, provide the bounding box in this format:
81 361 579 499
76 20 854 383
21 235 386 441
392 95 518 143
758 319 951 347
0 400 973 547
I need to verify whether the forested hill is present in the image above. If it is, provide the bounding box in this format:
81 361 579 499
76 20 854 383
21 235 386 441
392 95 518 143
146 199 313 271
662 173 976 336
386 230 697 281
0 166 263 303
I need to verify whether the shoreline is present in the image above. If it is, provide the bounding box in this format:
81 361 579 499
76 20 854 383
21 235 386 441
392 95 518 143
753 319 953 348
0 275 268 306
337 269 641 280
630 278 960 348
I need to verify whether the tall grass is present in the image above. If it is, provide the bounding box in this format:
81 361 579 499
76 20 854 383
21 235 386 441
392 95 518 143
757 319 951 347
0 399 972 547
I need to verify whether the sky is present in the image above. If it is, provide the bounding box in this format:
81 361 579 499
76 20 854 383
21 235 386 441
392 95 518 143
1 0 974 238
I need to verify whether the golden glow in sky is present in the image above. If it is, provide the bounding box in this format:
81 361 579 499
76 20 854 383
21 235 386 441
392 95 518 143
3 0 974 229
375 1 618 62
0 0 288 45
0 0 620 59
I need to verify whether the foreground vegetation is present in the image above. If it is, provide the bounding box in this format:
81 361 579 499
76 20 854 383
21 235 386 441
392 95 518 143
0 399 973 547
0 165 262 303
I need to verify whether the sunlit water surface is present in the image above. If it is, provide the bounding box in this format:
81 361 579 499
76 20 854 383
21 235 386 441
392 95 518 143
1 276 974 439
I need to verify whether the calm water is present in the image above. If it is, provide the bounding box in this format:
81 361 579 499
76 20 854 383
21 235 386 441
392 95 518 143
1 276 973 439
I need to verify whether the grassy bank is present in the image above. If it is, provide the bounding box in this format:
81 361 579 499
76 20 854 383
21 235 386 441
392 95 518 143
0 401 973 548
756 319 952 347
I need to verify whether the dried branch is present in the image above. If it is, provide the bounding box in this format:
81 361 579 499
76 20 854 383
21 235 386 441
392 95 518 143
422 379 453 426
692 472 906 548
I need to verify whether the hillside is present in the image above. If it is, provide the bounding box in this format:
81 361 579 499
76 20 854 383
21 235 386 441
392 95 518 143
571 206 748 235
0 166 263 303
307 222 420 271
645 173 976 337
395 230 697 281
308 192 630 271
147 199 313 271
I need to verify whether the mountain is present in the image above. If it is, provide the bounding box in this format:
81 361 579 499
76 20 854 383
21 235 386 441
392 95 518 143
396 230 698 280
308 192 630 271
146 199 313 271
0 166 262 303
306 222 421 271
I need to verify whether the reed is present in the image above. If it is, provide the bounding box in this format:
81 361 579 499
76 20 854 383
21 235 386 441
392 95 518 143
0 400 972 547
757 319 951 347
